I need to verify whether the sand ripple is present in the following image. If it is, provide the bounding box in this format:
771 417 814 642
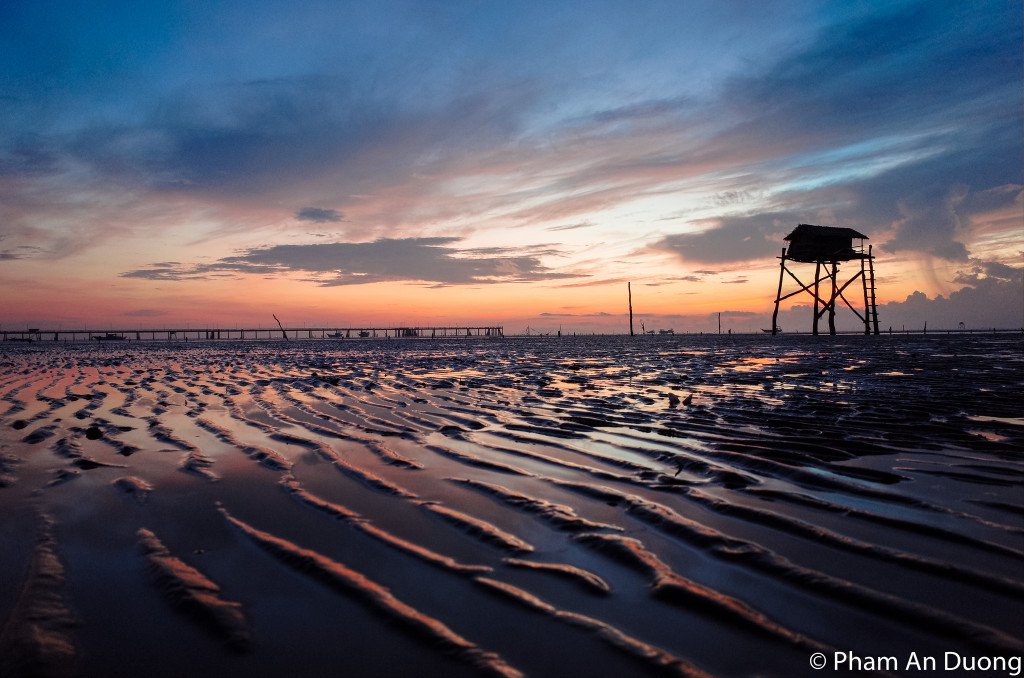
1 335 1021 675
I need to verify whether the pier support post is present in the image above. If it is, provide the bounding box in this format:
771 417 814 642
812 262 821 336
827 262 837 335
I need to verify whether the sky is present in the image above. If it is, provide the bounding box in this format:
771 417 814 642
1 0 1021 333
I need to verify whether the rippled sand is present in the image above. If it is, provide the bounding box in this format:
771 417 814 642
1 335 1021 677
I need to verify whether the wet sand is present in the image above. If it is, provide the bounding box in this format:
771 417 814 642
0 335 1021 677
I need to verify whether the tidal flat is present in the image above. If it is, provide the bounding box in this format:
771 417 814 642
1 335 1021 677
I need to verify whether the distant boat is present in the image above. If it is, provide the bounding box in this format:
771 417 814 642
326 332 344 339
762 327 782 333
358 331 370 338
92 333 127 341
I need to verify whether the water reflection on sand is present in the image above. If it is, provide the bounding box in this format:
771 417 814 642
0 334 1021 677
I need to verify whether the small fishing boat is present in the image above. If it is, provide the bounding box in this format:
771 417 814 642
92 333 127 341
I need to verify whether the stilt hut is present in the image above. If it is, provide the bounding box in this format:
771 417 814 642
771 224 879 335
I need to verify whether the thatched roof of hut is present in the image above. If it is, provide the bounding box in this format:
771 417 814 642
784 224 869 241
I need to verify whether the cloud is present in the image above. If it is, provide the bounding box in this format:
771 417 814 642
643 274 707 286
516 260 1022 333
717 3 1019 148
123 308 167 318
457 244 565 258
120 266 212 281
953 260 1020 286
1 0 1020 330
767 260 1024 332
53 74 545 213
1 73 553 255
650 1 1021 265
122 237 575 286
546 221 594 232
0 246 42 260
884 186 970 261
875 262 1024 330
296 207 344 223
539 311 613 317
0 236 44 260
649 214 796 264
550 277 627 288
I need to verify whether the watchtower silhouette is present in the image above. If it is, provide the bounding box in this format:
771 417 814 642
770 224 879 335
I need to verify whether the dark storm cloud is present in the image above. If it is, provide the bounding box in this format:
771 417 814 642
296 207 344 223
121 237 574 286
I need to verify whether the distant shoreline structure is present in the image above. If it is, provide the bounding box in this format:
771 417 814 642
2 325 1021 343
1 325 504 343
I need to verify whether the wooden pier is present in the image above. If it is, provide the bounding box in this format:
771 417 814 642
1 326 504 343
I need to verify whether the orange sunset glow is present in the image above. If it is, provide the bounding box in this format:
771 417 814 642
1 1 1020 333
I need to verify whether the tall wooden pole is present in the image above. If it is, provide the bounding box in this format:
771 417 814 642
812 262 821 336
718 312 721 335
771 248 786 335
272 314 289 341
628 282 634 336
